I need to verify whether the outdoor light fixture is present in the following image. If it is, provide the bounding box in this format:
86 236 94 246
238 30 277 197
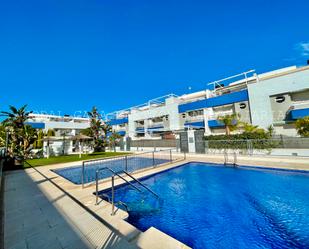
239 103 247 109
275 96 285 103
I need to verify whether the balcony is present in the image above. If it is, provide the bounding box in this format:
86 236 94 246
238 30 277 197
179 90 248 113
185 115 204 123
184 119 224 129
208 120 224 128
108 117 128 126
289 108 309 120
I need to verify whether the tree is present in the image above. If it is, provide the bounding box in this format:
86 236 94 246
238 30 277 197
218 113 240 135
22 125 38 158
109 131 121 152
1 105 32 129
81 127 93 137
34 130 44 149
0 105 36 161
241 122 267 135
102 122 112 148
46 129 55 137
87 107 111 152
267 125 274 137
42 129 56 158
0 124 6 147
295 117 309 137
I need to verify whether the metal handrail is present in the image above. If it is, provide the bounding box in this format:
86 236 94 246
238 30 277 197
224 150 237 167
95 167 141 204
122 170 159 198
117 201 129 212
95 167 161 215
233 152 238 166
224 150 228 165
100 193 111 202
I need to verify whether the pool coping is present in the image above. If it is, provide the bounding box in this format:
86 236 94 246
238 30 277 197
26 154 191 248
24 153 309 249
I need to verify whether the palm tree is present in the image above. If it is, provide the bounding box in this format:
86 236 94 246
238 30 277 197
87 106 111 152
109 131 121 152
0 124 6 147
242 122 259 133
1 105 32 129
295 116 309 137
0 105 35 161
218 113 240 135
34 130 44 149
22 125 38 158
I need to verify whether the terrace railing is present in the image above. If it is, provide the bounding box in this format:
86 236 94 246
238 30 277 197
81 149 185 188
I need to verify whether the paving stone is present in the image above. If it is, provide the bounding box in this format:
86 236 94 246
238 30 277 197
4 237 27 249
4 169 136 249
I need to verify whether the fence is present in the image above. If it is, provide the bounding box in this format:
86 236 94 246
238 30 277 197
203 138 309 157
130 139 178 148
81 149 185 188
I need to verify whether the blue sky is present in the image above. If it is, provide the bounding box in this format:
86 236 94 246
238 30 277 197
1 0 309 117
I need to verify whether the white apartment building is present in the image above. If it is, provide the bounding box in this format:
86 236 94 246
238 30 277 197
26 114 90 155
107 65 309 139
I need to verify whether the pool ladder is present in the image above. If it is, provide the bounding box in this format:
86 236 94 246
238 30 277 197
95 167 159 215
224 151 238 167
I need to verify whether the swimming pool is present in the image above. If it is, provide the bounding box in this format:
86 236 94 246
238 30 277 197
53 157 169 184
98 162 309 249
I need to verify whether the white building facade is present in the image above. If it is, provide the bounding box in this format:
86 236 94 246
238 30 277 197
107 65 309 139
26 114 90 155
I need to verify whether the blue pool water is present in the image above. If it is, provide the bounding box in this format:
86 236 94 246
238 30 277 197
53 157 169 184
99 162 309 249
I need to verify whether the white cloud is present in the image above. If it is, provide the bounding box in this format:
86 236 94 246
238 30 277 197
296 41 309 56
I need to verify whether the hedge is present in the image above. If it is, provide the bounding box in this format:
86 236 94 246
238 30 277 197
204 132 281 151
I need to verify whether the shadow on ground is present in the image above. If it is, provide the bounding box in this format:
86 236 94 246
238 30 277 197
3 162 138 249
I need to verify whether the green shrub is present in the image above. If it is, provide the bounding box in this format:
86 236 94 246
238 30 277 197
295 116 309 137
204 132 280 151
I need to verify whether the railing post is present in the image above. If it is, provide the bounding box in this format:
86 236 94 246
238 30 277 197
233 152 237 166
152 151 155 166
111 176 115 216
184 151 186 160
224 149 228 165
169 149 172 162
125 156 128 171
82 161 85 188
95 170 99 205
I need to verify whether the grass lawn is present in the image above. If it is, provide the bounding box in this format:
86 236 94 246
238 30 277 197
25 152 131 168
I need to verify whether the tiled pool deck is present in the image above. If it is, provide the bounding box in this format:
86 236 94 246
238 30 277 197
3 153 309 249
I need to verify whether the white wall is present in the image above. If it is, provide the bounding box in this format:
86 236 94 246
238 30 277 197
128 97 181 137
248 68 309 129
44 121 89 130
